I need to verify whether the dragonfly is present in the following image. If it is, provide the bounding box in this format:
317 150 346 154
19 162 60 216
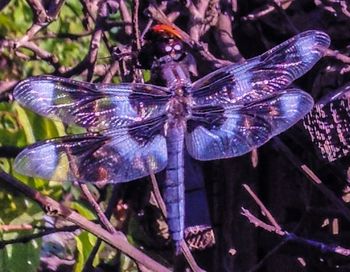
13 26 330 254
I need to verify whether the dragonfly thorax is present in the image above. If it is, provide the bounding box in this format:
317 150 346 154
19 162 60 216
166 89 192 124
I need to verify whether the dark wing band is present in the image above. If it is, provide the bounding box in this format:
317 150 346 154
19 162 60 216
191 31 330 107
14 75 170 132
186 89 313 160
14 116 168 183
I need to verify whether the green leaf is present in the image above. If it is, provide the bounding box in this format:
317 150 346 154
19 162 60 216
13 103 35 144
0 240 41 272
70 202 97 221
74 231 96 272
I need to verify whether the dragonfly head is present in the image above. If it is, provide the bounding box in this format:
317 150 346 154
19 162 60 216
138 24 187 69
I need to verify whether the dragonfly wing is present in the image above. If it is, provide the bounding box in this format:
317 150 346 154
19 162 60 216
14 116 168 183
186 89 313 160
191 31 330 106
14 75 170 131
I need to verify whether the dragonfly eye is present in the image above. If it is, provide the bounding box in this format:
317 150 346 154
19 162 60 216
164 45 173 53
174 43 182 51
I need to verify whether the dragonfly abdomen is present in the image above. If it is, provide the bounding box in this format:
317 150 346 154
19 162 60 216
164 124 185 254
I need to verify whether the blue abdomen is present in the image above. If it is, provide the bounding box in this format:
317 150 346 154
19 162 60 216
164 124 185 253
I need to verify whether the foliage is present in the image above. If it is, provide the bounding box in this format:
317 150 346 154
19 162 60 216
0 0 105 270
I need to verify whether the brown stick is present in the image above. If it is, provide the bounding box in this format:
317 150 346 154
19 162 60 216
79 184 117 234
0 170 170 272
243 184 282 233
149 172 205 272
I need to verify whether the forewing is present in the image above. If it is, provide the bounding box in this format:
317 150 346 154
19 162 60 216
14 75 170 131
191 31 330 106
14 116 168 183
186 89 313 160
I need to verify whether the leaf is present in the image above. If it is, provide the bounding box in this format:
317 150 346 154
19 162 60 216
13 103 35 144
70 201 97 221
74 231 96 272
0 241 41 272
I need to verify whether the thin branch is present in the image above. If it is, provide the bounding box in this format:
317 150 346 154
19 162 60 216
62 0 104 79
0 224 33 232
241 207 350 257
118 0 132 35
241 185 350 272
83 185 121 272
241 208 284 235
149 172 204 272
242 184 282 233
241 0 294 22
0 169 170 272
131 0 143 83
21 41 64 72
0 225 79 249
214 7 244 62
102 61 120 83
0 80 17 94
149 173 167 217
79 184 117 234
17 0 66 47
325 48 350 64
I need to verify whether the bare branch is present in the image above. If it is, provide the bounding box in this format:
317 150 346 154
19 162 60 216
0 169 170 272
214 7 244 62
242 187 350 260
241 0 294 21
118 0 132 35
243 184 282 232
0 225 80 249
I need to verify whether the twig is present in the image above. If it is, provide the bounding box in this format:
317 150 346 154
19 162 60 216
149 172 205 272
314 0 350 18
62 0 105 79
64 141 117 235
242 184 282 233
21 41 63 72
241 184 350 272
79 184 117 234
102 61 120 83
17 0 66 47
82 186 121 272
241 208 284 235
325 48 350 64
187 0 210 41
131 0 143 83
214 7 244 63
180 240 206 272
149 172 167 217
0 80 17 94
241 0 294 21
269 0 299 34
0 169 170 272
241 207 350 257
0 225 79 249
0 224 33 232
118 0 132 35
